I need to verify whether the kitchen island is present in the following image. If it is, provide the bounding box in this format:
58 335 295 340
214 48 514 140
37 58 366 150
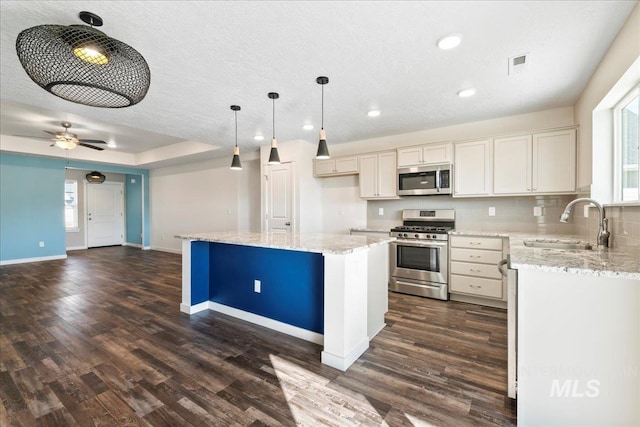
175 231 393 371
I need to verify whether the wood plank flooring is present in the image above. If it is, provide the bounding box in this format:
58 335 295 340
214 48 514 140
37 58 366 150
0 246 516 426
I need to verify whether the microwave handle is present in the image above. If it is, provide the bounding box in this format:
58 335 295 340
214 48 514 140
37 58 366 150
436 169 441 192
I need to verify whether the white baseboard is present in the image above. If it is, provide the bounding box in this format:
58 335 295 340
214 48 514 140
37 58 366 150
368 322 386 340
180 301 209 314
143 246 151 250
0 254 67 266
321 337 369 371
66 246 87 251
150 245 181 254
207 302 324 345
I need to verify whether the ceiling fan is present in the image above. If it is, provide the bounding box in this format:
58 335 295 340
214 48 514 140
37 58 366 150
16 122 108 150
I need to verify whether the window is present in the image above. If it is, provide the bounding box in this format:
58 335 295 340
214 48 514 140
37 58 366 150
65 180 79 231
614 86 639 202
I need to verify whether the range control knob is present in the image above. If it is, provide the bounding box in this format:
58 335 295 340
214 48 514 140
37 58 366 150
414 234 419 238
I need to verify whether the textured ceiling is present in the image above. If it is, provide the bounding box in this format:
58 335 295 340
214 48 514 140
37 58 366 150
0 1 636 160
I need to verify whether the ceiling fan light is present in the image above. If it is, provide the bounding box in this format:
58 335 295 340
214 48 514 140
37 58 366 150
55 138 77 150
85 171 106 183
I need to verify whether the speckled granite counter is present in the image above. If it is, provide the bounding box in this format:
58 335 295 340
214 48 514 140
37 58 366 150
349 227 392 234
450 230 640 280
176 231 394 255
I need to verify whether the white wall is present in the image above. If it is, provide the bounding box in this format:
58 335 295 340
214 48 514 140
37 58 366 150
150 156 260 253
573 2 640 189
321 175 367 234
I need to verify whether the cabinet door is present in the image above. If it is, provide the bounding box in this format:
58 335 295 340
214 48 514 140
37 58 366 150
454 140 492 196
493 135 532 194
359 154 378 198
397 147 423 167
423 143 452 165
335 156 359 174
532 129 576 193
315 159 335 176
377 151 398 197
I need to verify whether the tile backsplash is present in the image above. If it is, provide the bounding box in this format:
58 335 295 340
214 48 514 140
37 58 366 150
573 204 640 250
367 195 577 234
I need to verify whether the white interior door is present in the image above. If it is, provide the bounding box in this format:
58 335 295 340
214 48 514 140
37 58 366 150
87 182 124 247
266 163 293 233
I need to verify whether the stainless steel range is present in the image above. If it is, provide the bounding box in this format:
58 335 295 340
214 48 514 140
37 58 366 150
389 209 455 300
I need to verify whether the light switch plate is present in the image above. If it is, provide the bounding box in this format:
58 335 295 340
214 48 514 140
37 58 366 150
254 280 261 293
378 208 384 216
584 205 590 218
488 207 496 216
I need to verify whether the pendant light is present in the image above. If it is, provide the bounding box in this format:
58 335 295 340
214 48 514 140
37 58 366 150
15 11 150 108
267 92 281 165
229 105 242 170
315 76 330 159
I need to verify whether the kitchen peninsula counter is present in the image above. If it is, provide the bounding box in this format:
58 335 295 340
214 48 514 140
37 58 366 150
176 231 393 371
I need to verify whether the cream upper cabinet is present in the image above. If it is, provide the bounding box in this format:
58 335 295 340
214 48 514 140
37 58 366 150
397 142 452 167
359 151 398 199
454 140 492 197
494 135 532 194
314 155 359 177
494 129 576 194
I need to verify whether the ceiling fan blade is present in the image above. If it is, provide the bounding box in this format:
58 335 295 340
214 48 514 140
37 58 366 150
78 139 107 144
42 130 57 136
12 134 53 140
78 143 105 151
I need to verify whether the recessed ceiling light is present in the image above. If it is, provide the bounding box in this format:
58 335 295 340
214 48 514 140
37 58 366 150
254 135 264 141
437 33 463 50
303 124 314 130
367 110 381 117
457 88 476 98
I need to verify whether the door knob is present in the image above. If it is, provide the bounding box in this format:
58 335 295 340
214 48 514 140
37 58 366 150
285 222 291 226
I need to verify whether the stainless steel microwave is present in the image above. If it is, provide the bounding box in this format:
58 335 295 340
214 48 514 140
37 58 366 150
397 163 452 196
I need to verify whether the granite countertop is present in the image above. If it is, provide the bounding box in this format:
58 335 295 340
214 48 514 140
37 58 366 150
349 227 393 233
451 230 640 280
175 231 395 255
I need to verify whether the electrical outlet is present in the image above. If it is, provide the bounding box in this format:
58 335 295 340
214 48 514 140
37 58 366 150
584 205 590 218
378 208 384 216
533 206 543 217
130 178 136 184
488 207 496 216
254 280 261 293
226 208 231 215
39 241 45 247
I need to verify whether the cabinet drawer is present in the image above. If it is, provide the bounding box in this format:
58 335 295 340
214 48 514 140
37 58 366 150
450 261 502 280
450 248 503 264
450 236 502 250
450 275 503 299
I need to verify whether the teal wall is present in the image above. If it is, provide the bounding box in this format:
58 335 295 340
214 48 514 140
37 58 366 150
0 153 67 261
125 174 143 245
0 153 150 262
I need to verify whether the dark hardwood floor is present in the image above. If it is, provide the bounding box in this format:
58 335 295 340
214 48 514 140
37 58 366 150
0 246 516 426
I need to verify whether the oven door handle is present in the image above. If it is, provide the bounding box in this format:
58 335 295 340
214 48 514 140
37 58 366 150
391 240 448 248
436 169 441 192
394 280 442 290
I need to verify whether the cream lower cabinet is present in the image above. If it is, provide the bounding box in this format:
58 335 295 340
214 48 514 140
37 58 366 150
449 235 507 308
453 139 492 197
494 129 576 195
359 151 398 199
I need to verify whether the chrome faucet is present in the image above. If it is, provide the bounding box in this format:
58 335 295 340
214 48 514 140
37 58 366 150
560 198 609 248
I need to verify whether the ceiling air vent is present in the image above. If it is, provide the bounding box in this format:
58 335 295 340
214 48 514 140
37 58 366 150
508 53 529 75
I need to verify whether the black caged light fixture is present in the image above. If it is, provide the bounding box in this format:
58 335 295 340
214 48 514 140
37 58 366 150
15 11 150 108
85 171 106 184
315 76 330 159
229 105 243 170
267 92 281 165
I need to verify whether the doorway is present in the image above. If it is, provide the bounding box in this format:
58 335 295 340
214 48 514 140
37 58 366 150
87 182 125 247
266 162 293 233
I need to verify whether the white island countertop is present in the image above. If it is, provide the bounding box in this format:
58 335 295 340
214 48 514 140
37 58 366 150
450 230 640 280
175 231 395 255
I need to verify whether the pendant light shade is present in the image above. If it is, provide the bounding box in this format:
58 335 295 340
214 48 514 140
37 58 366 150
15 11 150 108
229 105 242 170
86 171 106 183
267 92 281 165
315 76 330 159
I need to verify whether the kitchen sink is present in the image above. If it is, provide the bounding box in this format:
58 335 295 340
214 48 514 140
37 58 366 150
523 239 593 250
